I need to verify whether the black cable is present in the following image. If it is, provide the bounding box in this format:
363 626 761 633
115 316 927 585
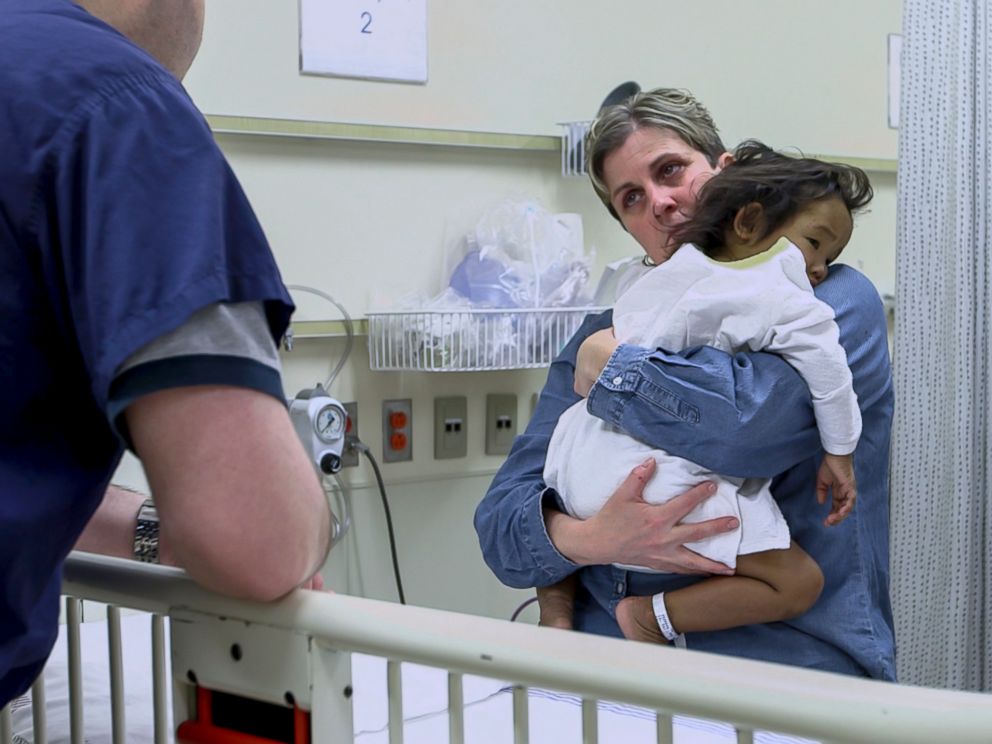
352 440 406 605
510 596 538 622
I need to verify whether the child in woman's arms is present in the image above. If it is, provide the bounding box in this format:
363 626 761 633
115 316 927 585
539 141 871 644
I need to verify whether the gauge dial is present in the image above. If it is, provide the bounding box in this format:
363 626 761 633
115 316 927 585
314 404 345 442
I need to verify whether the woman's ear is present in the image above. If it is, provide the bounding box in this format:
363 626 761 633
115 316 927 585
716 151 735 171
733 202 765 242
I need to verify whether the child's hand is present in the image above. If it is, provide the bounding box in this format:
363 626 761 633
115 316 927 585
816 453 857 527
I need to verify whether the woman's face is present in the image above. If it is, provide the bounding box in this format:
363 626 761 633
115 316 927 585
602 127 730 265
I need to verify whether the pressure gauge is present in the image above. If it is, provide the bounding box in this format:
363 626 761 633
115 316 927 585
314 403 345 443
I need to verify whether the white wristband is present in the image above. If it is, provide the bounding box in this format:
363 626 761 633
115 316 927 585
652 592 679 642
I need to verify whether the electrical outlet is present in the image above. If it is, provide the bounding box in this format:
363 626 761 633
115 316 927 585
434 396 467 459
382 398 412 463
341 401 359 468
485 393 517 456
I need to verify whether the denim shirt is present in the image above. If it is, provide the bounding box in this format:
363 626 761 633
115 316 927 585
474 264 896 680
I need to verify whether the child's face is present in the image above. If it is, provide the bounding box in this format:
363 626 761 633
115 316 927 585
778 196 854 287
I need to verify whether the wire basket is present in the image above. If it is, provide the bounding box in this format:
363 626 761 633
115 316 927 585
367 307 605 371
559 121 592 177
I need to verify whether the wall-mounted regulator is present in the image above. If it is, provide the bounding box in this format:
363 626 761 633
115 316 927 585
289 383 348 475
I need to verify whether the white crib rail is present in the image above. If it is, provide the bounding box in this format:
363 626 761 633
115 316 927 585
5 552 991 744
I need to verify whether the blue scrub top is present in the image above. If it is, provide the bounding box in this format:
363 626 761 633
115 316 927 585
0 0 294 704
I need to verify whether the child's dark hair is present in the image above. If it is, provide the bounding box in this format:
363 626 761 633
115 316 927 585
669 140 874 256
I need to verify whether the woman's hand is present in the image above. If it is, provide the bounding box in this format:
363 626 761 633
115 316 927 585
575 328 620 397
546 458 739 574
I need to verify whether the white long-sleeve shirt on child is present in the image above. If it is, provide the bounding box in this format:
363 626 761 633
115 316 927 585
544 238 861 569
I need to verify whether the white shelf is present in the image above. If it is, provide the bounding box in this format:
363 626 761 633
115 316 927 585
205 115 559 152
205 114 897 172
288 319 368 339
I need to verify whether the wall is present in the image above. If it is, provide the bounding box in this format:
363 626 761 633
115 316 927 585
187 0 900 157
114 2 902 624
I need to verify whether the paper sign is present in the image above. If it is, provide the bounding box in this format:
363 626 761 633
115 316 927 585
300 0 428 84
888 33 902 129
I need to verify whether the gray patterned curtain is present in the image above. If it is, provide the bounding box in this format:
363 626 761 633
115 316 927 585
891 0 992 691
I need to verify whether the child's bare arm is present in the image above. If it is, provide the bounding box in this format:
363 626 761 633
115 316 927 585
817 453 857 526
652 543 824 638
535 574 579 630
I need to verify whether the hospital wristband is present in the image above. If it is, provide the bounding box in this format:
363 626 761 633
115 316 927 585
652 592 680 642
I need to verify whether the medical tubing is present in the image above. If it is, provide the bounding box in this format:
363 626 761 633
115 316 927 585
352 440 407 605
321 474 352 546
285 284 354 389
331 473 353 538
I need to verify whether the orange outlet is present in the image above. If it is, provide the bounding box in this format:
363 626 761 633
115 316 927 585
382 398 413 463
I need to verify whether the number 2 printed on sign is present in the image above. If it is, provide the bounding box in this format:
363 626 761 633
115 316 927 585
300 0 428 83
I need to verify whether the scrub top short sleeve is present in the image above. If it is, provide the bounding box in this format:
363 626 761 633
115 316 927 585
36 70 294 414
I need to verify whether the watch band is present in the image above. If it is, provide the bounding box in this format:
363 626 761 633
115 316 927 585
133 498 160 564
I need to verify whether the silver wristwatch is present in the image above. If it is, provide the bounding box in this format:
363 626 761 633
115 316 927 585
133 499 160 564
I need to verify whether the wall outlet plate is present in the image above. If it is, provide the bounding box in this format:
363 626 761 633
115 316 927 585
485 393 517 456
434 396 467 459
382 398 413 463
341 401 359 468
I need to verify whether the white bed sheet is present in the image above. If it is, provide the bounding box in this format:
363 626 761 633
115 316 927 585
10 613 817 744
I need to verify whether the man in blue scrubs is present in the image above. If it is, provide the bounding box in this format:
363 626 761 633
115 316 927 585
0 0 332 706
475 89 896 679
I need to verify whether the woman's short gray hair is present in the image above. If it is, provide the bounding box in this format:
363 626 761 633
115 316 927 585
586 88 727 221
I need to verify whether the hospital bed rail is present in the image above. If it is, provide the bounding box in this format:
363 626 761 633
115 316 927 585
3 552 991 744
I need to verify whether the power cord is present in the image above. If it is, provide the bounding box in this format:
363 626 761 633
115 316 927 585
350 439 406 605
510 596 538 622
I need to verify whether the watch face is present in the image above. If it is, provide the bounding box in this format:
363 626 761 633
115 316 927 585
314 403 345 442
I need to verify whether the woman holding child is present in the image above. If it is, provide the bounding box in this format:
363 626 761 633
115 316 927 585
474 88 896 680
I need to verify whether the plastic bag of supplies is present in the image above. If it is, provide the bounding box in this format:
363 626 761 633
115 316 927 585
370 199 596 370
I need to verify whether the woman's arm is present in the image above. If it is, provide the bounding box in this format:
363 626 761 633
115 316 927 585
583 266 887 479
474 312 737 588
477 265 888 593
474 314 605 589
585 343 818 478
